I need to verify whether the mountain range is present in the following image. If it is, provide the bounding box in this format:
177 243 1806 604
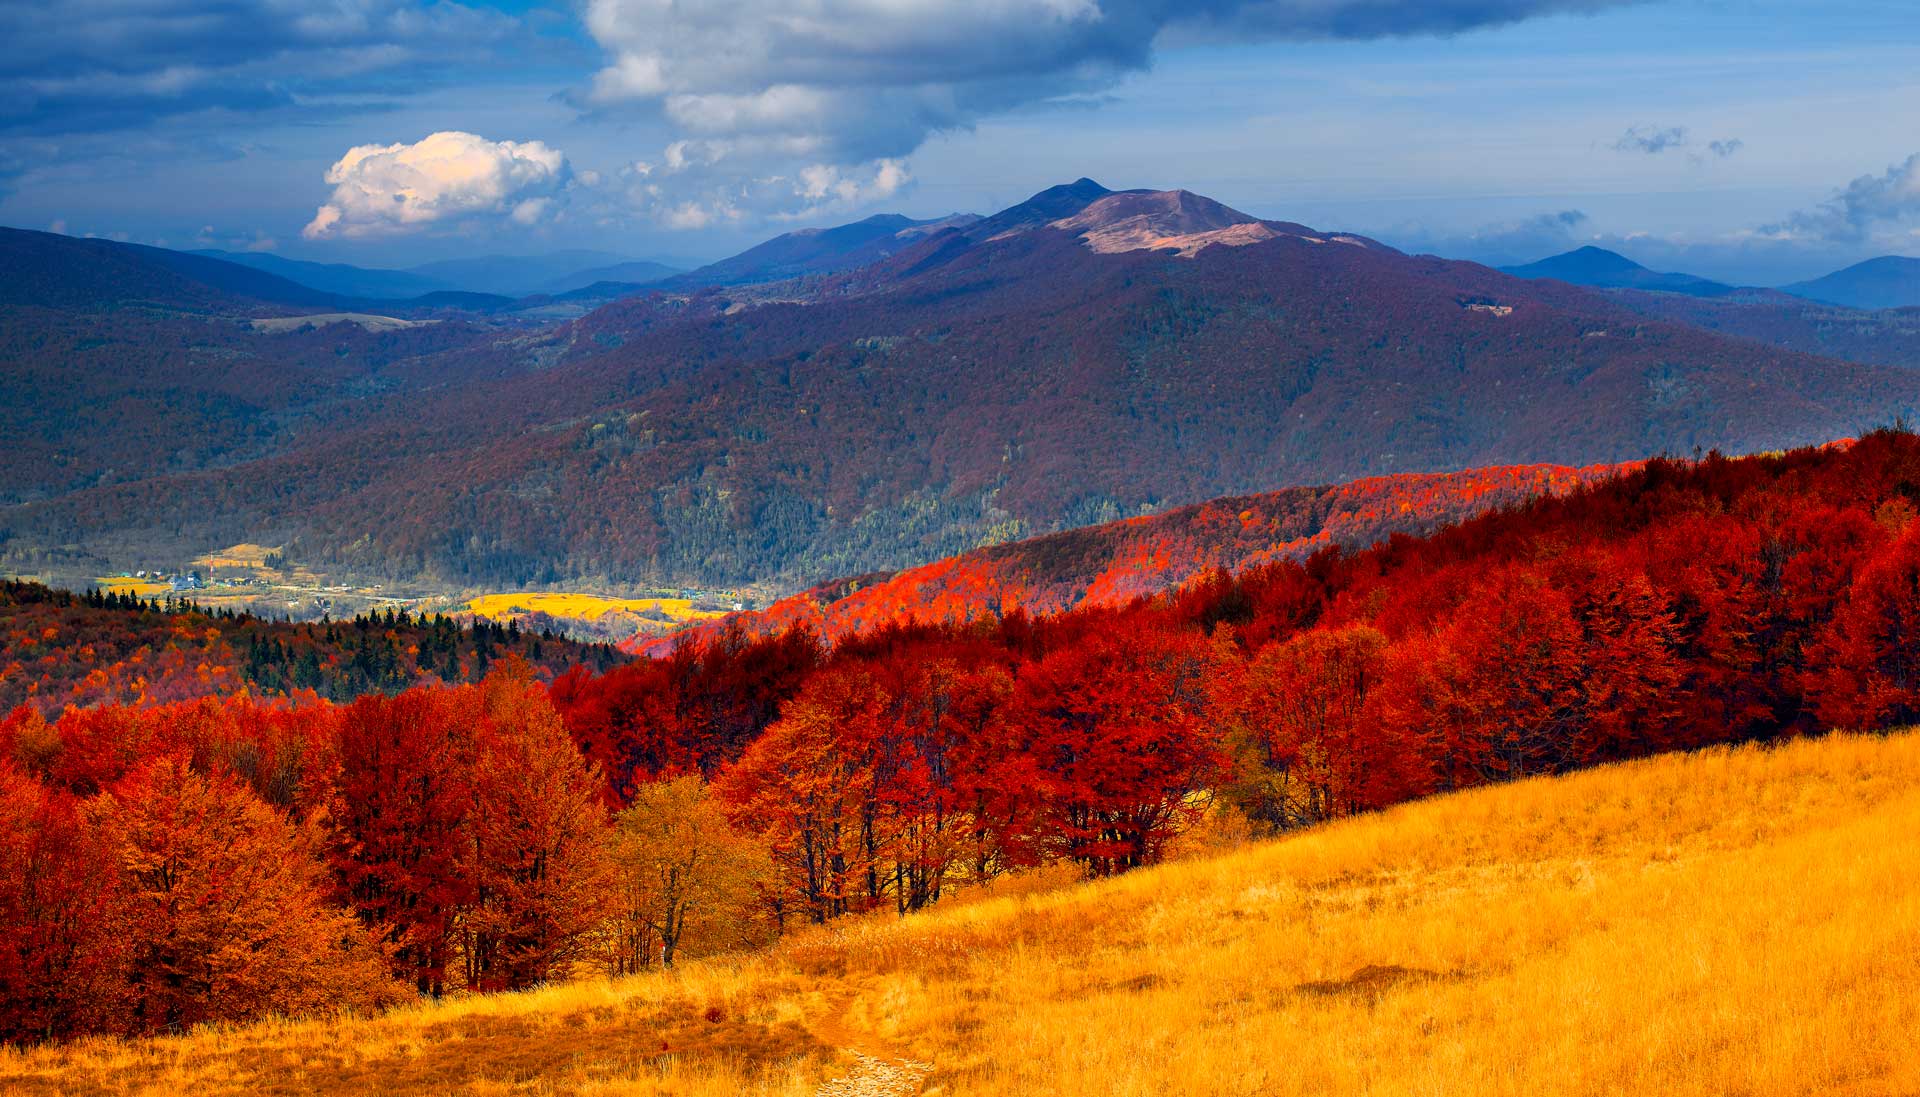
4 180 1919 595
1504 243 1920 311
199 248 687 300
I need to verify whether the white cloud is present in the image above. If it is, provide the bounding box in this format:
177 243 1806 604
302 130 569 239
1768 152 1920 244
600 145 913 231
796 159 910 206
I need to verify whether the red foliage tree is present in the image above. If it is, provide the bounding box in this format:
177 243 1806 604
0 759 122 1043
1009 630 1223 875
87 756 398 1035
328 685 479 996
461 665 612 991
1808 522 1920 730
718 665 894 924
1223 625 1403 828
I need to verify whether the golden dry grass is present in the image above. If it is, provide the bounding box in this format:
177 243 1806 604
94 577 172 598
193 543 281 572
8 730 1919 1096
466 592 728 625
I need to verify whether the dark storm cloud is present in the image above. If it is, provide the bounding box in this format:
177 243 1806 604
580 0 1652 164
0 0 517 135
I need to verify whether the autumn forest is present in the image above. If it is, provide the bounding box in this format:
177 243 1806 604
9 430 1920 1045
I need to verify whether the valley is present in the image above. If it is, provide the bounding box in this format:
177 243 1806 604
9 9 1920 1094
7 183 1920 599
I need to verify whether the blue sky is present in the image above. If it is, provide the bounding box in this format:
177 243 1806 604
2 0 1916 283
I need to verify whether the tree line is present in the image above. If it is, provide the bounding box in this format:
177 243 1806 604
0 581 625 713
9 431 1920 1044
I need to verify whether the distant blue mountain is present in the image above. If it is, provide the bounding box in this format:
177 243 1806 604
405 251 666 297
1502 246 1737 297
533 260 682 295
192 250 453 300
1782 256 1920 310
666 211 982 288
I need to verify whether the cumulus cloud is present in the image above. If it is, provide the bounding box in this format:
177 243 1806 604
1613 125 1742 159
303 131 570 239
1765 152 1920 244
602 145 912 231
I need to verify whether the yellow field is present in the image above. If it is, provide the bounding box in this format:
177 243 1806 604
7 730 1919 1096
467 592 728 624
94 576 170 597
194 543 281 572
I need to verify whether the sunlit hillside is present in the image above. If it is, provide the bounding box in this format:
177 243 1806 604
7 729 1917 1097
467 592 728 625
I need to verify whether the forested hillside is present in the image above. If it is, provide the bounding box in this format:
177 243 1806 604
1603 288 1920 370
647 457 1636 651
9 184 1915 590
8 431 1920 1047
0 581 624 713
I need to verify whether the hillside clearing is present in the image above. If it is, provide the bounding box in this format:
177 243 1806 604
466 592 729 624
248 313 424 333
6 730 1918 1096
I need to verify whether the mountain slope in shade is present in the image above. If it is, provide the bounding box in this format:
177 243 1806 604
7 182 1919 590
0 228 521 505
1 227 347 312
1502 245 1736 297
965 177 1117 240
638 458 1636 653
1603 288 1920 369
1783 256 1920 310
192 250 455 300
666 212 981 287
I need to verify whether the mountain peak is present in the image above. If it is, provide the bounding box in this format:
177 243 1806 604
1502 246 1733 297
1783 255 1920 310
1509 246 1647 279
965 178 1118 240
1049 188 1282 257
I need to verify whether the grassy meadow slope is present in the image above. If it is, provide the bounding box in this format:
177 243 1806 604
6 729 1917 1096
